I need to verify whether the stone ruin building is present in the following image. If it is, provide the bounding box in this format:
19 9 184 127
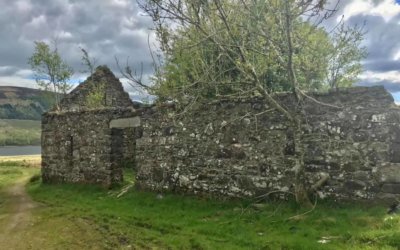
42 66 400 201
41 66 140 187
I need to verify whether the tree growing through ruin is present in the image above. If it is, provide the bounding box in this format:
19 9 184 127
327 21 367 89
80 47 98 75
28 40 74 110
137 0 366 207
78 48 107 108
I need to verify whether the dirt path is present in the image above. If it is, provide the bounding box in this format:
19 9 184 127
0 175 38 249
0 173 114 249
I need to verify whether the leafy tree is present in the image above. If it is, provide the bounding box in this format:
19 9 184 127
327 22 367 89
140 0 365 100
139 0 366 207
80 47 97 75
28 41 74 110
155 24 334 99
77 47 106 109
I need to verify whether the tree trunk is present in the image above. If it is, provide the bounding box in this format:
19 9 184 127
284 1 313 207
293 124 313 208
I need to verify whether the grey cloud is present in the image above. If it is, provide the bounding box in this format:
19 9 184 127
1 0 400 99
324 1 400 60
364 60 400 72
0 66 19 76
346 14 400 61
0 0 154 86
322 1 400 96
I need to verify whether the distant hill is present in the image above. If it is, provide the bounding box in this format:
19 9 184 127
0 86 54 120
0 119 41 146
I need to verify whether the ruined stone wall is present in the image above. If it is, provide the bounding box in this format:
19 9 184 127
59 66 133 112
42 108 138 187
135 86 400 201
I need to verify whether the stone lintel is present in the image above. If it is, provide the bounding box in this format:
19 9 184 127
110 117 141 128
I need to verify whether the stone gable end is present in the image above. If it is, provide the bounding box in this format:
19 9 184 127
58 65 133 112
41 66 138 187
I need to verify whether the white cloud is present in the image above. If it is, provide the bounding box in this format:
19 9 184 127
0 76 37 89
110 0 130 8
341 0 400 22
28 15 47 29
340 0 373 21
15 69 34 78
58 31 73 40
15 0 32 13
371 0 400 21
393 50 400 60
360 70 400 83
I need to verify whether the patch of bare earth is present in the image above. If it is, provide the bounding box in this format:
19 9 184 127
0 176 38 249
0 175 110 250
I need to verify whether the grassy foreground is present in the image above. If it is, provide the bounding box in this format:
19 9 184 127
1 160 400 249
28 178 399 249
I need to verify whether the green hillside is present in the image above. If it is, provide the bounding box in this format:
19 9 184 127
0 86 54 120
0 119 41 146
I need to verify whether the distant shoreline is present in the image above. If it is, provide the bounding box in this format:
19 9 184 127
0 155 41 166
0 145 41 157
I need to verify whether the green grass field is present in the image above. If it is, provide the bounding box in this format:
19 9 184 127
0 119 40 146
0 164 25 190
27 174 400 249
1 161 399 249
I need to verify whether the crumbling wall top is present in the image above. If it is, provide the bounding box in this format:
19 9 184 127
57 65 134 112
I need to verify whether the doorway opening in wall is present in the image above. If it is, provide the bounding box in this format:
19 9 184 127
110 128 136 185
122 166 136 186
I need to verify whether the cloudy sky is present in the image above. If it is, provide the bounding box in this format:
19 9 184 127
1 0 400 101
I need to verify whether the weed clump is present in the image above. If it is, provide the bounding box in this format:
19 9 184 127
29 173 41 183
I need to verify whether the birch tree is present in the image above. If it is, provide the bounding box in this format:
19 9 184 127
28 41 74 110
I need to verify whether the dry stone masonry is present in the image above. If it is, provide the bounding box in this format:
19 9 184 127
42 108 138 186
41 66 139 187
41 66 400 201
135 86 400 201
58 66 133 112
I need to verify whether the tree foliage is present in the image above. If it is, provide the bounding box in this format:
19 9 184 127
141 0 365 100
80 47 97 75
28 41 74 110
327 22 367 89
85 81 106 109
